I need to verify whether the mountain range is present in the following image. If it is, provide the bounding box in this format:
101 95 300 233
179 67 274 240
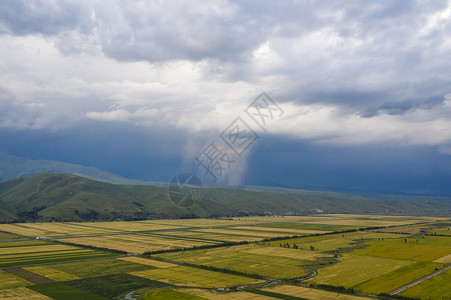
0 173 450 222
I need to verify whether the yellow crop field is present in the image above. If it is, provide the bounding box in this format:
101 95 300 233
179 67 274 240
434 253 451 263
0 224 50 237
0 270 30 290
0 287 51 300
62 232 217 253
172 230 263 242
308 254 413 287
118 256 177 268
23 266 80 281
179 288 275 299
262 285 372 299
6 222 113 237
130 265 260 288
0 244 78 255
76 220 183 232
192 228 284 238
233 226 329 235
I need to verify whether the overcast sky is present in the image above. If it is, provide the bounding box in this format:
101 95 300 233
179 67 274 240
1 1 451 193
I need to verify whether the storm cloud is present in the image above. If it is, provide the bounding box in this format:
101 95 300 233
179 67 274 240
0 1 450 192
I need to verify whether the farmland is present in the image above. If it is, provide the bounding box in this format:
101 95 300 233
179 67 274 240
0 214 449 299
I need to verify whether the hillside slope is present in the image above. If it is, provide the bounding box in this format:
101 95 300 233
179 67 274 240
0 173 449 222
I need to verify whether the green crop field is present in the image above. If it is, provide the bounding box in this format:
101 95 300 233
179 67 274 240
399 268 451 299
29 282 108 300
260 284 372 299
142 288 204 300
65 274 169 299
130 265 261 288
0 270 30 290
307 254 413 287
23 266 80 282
47 258 151 278
0 230 23 241
265 231 406 251
157 243 329 279
352 235 451 261
0 215 449 299
352 261 442 294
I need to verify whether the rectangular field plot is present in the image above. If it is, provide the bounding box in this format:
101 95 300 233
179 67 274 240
0 221 183 238
47 258 151 278
0 230 24 241
266 231 406 252
164 229 270 243
0 287 51 300
400 268 451 299
131 265 260 288
307 254 413 287
178 288 275 299
0 270 30 290
352 236 451 261
227 225 329 235
65 273 169 299
259 285 372 299
118 256 177 268
61 233 219 253
256 222 359 232
352 261 442 294
29 282 108 300
24 266 80 281
2 267 53 284
0 241 116 267
157 244 329 279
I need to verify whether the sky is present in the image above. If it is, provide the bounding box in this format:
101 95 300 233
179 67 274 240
0 0 451 195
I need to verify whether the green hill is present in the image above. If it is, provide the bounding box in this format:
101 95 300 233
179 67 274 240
0 173 449 222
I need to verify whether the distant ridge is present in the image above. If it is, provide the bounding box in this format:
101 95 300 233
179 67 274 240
0 152 163 186
0 173 450 222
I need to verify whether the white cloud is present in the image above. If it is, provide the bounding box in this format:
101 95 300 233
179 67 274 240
85 109 130 122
